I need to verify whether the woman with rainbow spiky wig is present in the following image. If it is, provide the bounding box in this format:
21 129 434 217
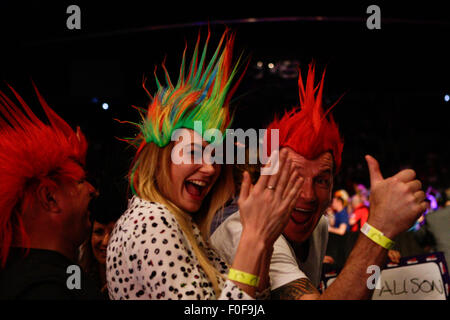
106 29 304 300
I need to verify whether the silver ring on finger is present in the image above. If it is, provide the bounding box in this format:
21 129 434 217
266 185 275 190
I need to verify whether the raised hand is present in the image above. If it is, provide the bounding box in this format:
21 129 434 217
365 155 427 239
238 148 304 246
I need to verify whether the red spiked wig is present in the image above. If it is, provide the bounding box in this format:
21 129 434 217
265 63 344 172
0 84 87 268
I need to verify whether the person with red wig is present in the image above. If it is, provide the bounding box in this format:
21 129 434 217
0 85 102 299
211 63 427 299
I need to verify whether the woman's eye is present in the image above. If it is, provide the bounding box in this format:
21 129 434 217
94 229 104 235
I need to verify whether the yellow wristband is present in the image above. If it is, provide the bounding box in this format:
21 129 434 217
360 222 395 250
228 268 260 287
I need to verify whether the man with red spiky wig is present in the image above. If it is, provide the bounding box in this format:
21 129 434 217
0 84 102 299
211 63 427 299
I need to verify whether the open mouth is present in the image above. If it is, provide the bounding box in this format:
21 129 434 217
184 179 208 200
291 207 315 224
294 207 314 214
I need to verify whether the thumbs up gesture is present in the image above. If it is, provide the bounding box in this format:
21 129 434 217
365 155 427 239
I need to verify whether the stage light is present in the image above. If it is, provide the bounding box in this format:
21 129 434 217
444 94 449 102
268 63 275 69
91 97 99 104
102 103 109 110
256 61 263 68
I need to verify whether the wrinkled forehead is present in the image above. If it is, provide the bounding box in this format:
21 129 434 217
283 147 334 174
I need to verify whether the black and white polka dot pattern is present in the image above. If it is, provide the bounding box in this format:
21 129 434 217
106 196 252 300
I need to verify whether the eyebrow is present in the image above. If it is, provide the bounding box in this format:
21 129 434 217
292 164 332 172
317 168 332 175
319 160 333 170
182 142 209 154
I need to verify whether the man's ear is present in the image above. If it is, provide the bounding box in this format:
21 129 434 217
36 184 61 213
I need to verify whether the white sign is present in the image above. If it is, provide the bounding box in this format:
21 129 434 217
372 262 446 300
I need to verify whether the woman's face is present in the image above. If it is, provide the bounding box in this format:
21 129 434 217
91 220 115 265
166 129 221 213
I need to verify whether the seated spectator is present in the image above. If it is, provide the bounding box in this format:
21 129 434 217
343 194 370 263
328 190 350 236
349 194 369 232
0 85 102 299
324 190 351 270
354 183 370 208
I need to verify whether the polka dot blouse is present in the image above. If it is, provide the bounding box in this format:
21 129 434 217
106 196 253 300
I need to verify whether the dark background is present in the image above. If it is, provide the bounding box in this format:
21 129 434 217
1 1 449 209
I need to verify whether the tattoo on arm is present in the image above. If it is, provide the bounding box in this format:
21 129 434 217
271 278 320 300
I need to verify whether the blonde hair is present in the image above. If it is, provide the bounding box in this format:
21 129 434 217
133 142 234 297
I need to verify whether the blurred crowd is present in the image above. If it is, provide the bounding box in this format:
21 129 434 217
323 184 450 272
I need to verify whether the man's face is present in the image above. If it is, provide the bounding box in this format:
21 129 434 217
55 174 98 246
282 148 334 244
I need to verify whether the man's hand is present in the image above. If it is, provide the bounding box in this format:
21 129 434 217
308 156 425 300
365 155 427 239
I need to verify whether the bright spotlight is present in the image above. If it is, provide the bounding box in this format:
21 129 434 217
102 103 109 110
445 94 449 102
